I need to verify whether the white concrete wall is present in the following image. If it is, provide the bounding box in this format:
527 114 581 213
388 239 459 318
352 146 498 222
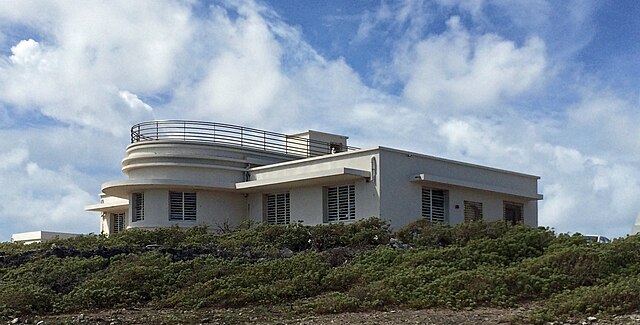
100 213 110 235
246 150 381 225
11 231 81 244
378 149 540 230
247 180 379 225
123 141 301 186
286 130 348 156
196 191 246 229
250 150 379 182
128 189 245 230
291 186 324 224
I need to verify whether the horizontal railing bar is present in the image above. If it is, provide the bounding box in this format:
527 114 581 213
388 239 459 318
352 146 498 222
131 120 359 158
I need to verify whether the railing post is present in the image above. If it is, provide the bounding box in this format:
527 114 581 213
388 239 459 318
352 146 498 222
155 122 158 140
183 121 186 141
241 128 244 147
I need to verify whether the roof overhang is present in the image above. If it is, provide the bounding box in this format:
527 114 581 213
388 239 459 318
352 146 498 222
101 179 236 198
236 167 371 192
411 173 543 200
85 201 128 213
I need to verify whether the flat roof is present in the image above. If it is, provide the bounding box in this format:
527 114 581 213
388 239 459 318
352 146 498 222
249 146 540 179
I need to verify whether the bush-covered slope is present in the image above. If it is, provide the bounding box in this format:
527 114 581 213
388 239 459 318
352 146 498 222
1 218 638 324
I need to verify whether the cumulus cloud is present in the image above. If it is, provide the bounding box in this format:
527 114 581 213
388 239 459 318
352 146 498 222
0 1 192 132
0 0 638 241
434 114 640 237
397 16 546 111
119 91 153 112
0 146 96 237
565 89 640 159
10 39 45 65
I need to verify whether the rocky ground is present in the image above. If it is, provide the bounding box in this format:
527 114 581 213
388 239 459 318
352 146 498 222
6 306 640 325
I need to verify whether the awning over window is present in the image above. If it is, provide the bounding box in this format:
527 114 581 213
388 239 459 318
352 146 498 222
411 173 543 200
236 167 371 192
101 179 237 198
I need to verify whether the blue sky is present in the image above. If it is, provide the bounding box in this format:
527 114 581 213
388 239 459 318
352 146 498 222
0 0 639 241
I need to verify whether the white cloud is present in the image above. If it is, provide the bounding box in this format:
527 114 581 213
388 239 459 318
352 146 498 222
0 0 638 241
10 39 45 65
119 91 153 112
0 1 192 132
565 89 640 159
397 16 546 111
0 145 97 238
0 147 29 170
433 112 640 237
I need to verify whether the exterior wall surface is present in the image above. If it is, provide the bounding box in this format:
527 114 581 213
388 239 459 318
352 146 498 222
11 231 81 244
378 148 539 229
128 189 246 230
245 150 381 225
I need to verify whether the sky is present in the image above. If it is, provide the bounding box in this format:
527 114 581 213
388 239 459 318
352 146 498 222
0 0 639 241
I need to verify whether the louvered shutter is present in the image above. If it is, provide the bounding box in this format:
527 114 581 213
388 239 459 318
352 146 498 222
132 193 144 222
327 185 355 222
169 191 197 221
422 188 446 222
266 192 290 225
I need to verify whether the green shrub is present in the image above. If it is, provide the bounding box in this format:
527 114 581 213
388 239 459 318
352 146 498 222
2 256 107 294
62 252 173 310
527 276 640 323
6 216 640 321
303 292 361 314
0 284 56 316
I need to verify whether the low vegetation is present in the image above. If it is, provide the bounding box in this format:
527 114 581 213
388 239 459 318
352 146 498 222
1 218 638 324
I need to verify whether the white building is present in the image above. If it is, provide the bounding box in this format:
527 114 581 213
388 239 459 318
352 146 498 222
86 120 543 235
632 213 640 235
11 231 81 244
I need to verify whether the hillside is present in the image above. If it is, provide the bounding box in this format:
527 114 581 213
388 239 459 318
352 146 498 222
1 219 640 324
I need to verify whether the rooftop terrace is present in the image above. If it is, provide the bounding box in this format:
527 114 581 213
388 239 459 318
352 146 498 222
131 120 359 158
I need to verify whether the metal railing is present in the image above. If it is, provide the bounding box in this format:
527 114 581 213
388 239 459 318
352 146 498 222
130 120 359 158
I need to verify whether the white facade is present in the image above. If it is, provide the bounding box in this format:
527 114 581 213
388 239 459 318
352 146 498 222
11 231 81 244
632 212 640 235
87 120 542 235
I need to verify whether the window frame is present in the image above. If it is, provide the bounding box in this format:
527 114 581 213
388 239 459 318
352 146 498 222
421 187 448 223
325 184 356 222
503 201 524 225
463 200 483 222
265 192 291 225
112 212 125 234
132 192 144 222
169 191 197 222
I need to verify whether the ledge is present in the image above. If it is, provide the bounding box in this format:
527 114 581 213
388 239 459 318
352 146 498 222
236 167 371 192
411 173 543 200
101 179 237 198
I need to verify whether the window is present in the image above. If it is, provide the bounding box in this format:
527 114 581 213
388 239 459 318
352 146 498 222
422 188 447 222
464 200 483 222
504 201 524 225
132 192 144 222
327 184 356 222
112 213 125 233
169 191 197 221
266 192 290 225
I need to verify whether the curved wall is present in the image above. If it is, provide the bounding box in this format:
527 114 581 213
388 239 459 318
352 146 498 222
115 140 300 230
